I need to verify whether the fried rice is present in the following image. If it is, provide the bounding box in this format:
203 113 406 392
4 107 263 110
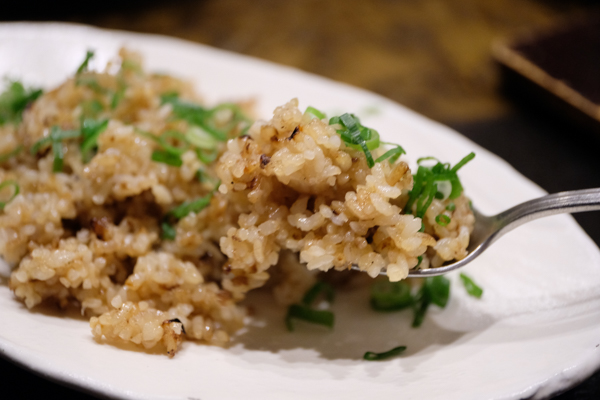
0 49 474 357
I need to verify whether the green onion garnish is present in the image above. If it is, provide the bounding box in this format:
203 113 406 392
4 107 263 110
363 345 406 361
416 255 423 268
50 127 81 141
305 106 326 120
196 148 219 164
80 118 109 162
412 275 450 328
30 137 51 155
151 150 183 167
0 145 23 163
161 222 177 240
285 304 334 331
0 81 43 126
404 152 475 218
136 129 191 166
435 214 451 226
75 76 107 94
110 87 126 109
52 141 64 172
370 280 413 311
161 93 251 141
411 292 430 328
168 193 213 219
426 275 450 308
76 50 95 74
31 126 81 172
159 131 190 156
186 126 219 150
460 273 483 299
0 180 19 209
81 99 104 118
445 203 456 211
451 152 476 173
161 192 214 240
286 281 335 331
375 143 406 164
120 59 142 75
302 281 335 307
329 113 379 167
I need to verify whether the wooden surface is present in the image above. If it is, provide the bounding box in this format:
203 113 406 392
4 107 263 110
59 0 596 124
3 0 600 399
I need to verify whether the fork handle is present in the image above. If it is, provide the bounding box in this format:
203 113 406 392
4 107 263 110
493 188 600 237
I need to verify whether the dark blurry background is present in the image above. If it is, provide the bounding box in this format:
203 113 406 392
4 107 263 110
2 0 600 398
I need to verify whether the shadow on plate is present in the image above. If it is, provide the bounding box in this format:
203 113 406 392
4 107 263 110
231 288 472 364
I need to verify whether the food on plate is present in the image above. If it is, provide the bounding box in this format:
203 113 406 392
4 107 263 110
0 50 474 357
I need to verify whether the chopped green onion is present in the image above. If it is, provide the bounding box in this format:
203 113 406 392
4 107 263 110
370 280 413 311
446 203 456 211
375 144 406 164
30 136 52 155
135 129 162 145
76 50 95 74
75 76 107 94
0 145 23 163
50 127 81 141
161 222 177 240
404 153 475 218
363 346 406 361
460 273 483 299
160 91 179 103
168 193 213 219
435 214 451 227
0 180 20 209
110 87 126 109
195 168 210 182
305 106 326 120
412 293 430 328
412 275 450 327
31 126 81 172
329 113 379 167
0 81 43 126
285 304 334 331
52 141 65 172
162 94 250 142
416 156 441 165
159 131 189 156
151 150 183 167
302 281 335 307
451 152 476 173
120 59 142 75
186 126 219 150
81 99 104 118
426 275 450 308
161 192 215 239
80 119 109 161
196 148 219 164
51 127 81 172
369 275 449 328
415 255 423 268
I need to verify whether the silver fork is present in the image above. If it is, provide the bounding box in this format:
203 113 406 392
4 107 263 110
403 188 600 277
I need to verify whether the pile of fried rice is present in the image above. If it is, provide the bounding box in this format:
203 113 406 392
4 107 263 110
0 50 474 357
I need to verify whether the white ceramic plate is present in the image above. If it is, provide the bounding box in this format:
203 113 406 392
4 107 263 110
1 22 600 400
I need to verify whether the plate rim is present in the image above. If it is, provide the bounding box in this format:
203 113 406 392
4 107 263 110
0 21 599 400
